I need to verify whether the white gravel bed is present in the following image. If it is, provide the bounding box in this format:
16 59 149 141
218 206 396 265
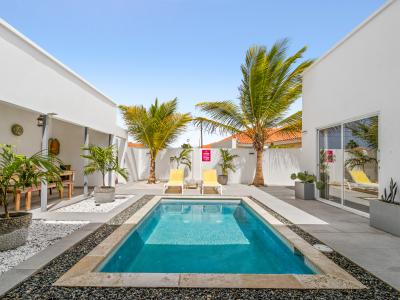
0 220 87 275
56 195 134 213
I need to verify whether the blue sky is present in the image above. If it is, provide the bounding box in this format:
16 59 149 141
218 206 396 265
0 0 385 146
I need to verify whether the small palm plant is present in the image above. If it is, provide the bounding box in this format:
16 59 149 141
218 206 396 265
218 149 238 185
0 145 62 219
1 144 62 250
81 145 128 187
171 144 192 171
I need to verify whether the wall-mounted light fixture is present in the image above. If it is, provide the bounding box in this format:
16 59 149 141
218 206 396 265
37 114 46 127
37 113 57 127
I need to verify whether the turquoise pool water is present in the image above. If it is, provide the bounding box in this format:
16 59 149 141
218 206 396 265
99 200 316 274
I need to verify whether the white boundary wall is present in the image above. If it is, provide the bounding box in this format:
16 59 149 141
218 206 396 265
125 148 301 186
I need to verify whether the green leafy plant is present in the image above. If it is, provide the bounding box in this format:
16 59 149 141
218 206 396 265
81 145 128 187
218 149 239 176
291 171 324 190
171 144 192 170
194 39 313 186
0 145 62 219
381 178 398 204
120 98 191 183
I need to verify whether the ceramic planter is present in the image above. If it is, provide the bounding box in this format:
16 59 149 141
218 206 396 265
370 200 400 237
218 175 228 185
295 182 315 200
0 212 32 251
94 186 115 203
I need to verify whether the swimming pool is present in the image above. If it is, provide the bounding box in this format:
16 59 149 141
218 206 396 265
98 199 315 274
56 196 364 289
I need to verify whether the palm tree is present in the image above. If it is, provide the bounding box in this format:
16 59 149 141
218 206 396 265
195 39 313 186
120 98 191 183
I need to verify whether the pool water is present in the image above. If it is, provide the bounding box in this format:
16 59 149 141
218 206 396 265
99 200 316 274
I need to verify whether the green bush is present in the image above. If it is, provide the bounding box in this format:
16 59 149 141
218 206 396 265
290 171 324 190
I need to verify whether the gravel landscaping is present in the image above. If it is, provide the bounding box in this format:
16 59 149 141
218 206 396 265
56 195 134 213
0 220 86 275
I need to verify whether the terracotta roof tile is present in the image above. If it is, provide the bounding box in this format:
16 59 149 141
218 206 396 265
128 142 146 148
206 129 301 147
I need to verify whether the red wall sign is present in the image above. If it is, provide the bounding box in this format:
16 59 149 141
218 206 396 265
202 149 211 162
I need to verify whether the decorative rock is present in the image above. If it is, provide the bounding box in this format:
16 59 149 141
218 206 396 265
313 243 334 253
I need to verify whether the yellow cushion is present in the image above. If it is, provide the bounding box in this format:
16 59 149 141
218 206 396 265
168 169 184 183
350 170 372 184
202 169 218 184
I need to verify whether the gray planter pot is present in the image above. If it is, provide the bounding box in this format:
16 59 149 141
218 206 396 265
94 186 115 203
218 175 228 185
0 212 32 251
295 182 315 200
370 200 400 236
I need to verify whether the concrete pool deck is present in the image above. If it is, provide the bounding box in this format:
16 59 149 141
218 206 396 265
0 182 399 295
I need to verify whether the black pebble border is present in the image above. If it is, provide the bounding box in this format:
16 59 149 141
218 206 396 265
1 194 399 300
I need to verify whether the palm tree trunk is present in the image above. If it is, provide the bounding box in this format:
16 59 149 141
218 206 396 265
148 156 156 184
252 148 265 186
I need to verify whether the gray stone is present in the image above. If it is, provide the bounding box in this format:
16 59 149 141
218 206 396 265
370 200 400 237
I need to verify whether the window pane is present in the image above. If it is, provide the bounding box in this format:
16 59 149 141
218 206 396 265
318 126 343 204
343 116 379 213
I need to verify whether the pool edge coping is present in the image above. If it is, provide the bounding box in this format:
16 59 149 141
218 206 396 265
54 195 365 289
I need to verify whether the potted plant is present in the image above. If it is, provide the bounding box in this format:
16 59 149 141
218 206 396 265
217 149 238 185
370 178 400 236
0 145 62 251
81 145 128 203
290 171 323 200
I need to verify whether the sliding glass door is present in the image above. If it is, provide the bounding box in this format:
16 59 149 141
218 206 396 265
317 115 379 214
318 126 343 204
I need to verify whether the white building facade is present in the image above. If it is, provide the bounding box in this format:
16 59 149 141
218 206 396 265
301 0 400 216
0 19 131 210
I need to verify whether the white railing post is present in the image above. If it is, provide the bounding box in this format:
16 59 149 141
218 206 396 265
83 127 89 195
40 115 48 212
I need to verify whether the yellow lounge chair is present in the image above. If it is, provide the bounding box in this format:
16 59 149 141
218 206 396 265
201 169 222 195
347 169 378 190
164 169 185 194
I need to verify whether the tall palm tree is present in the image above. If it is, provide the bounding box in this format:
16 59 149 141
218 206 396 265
120 98 191 183
195 39 313 186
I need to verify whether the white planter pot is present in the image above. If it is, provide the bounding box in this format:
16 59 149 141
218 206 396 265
94 186 115 203
294 182 315 200
370 200 400 237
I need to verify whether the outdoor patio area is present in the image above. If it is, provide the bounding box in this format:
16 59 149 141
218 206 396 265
1 182 399 298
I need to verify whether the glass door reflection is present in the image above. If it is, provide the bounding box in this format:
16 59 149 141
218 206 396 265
343 116 379 213
318 126 343 204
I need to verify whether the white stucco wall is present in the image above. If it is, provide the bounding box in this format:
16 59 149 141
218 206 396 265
0 19 122 136
301 0 400 198
0 101 114 187
127 148 301 186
